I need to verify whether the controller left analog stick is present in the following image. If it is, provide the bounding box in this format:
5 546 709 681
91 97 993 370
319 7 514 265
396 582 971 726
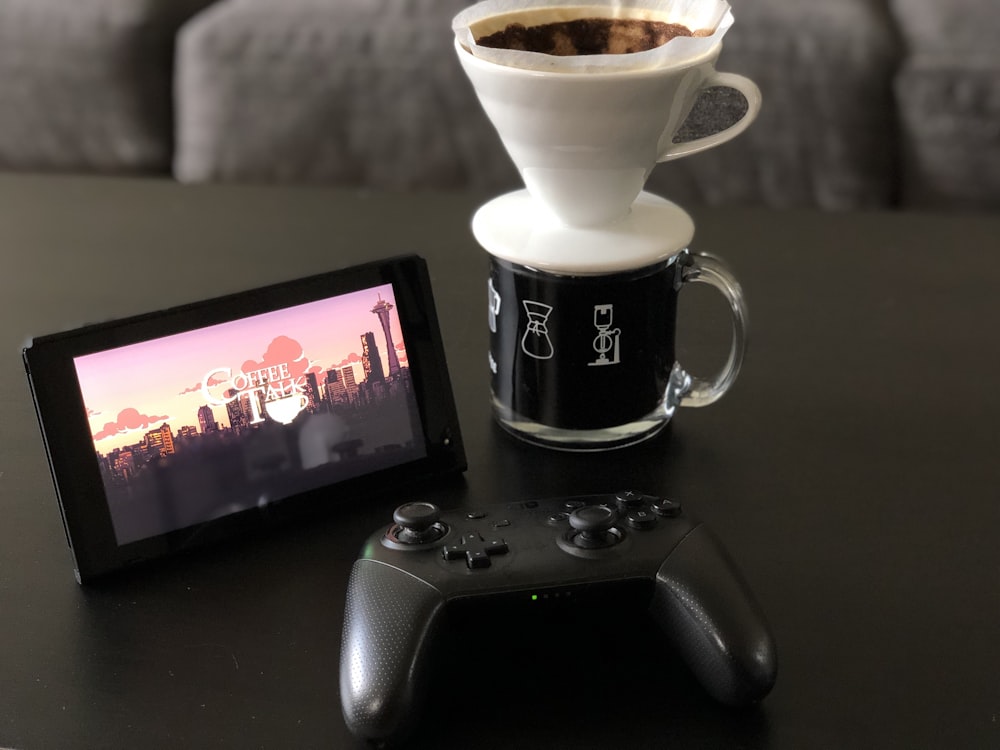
391 502 446 544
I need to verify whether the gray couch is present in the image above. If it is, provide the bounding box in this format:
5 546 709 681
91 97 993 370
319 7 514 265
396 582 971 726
1 0 998 212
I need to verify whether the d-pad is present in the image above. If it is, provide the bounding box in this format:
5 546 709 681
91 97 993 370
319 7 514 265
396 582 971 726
442 530 509 569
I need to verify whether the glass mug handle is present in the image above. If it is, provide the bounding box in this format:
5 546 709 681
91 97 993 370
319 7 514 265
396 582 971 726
667 251 748 411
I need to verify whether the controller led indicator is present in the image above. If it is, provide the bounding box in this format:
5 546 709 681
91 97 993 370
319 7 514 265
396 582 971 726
530 592 572 601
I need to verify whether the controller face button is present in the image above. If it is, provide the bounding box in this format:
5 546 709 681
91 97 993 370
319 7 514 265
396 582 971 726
466 511 487 520
615 490 648 510
651 498 682 517
625 509 658 530
563 499 586 510
493 519 511 528
547 512 570 524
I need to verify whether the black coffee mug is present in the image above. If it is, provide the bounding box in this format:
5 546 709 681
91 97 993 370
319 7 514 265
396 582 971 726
488 249 747 449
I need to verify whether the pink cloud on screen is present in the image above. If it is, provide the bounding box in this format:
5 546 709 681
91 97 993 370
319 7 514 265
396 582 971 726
93 407 169 441
179 368 232 396
241 335 310 379
395 341 408 365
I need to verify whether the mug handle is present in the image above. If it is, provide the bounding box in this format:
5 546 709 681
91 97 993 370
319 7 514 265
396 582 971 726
667 251 748 410
657 72 763 163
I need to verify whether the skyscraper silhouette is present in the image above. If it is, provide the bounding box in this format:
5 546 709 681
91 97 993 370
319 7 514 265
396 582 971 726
361 331 384 382
197 404 218 433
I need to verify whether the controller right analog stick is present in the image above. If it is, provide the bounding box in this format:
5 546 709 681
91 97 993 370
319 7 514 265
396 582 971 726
568 505 621 549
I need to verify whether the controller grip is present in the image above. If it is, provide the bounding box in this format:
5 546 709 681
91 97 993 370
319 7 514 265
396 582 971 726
650 524 778 706
340 559 446 743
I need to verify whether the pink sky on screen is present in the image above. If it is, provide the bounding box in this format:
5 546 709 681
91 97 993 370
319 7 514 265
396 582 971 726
73 283 407 453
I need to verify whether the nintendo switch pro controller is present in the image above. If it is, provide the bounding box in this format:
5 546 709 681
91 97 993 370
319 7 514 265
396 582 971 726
339 491 777 743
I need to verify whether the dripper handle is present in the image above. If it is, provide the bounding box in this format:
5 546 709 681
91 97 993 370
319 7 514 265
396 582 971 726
658 72 763 163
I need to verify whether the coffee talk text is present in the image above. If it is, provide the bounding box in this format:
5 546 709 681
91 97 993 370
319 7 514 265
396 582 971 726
202 362 304 425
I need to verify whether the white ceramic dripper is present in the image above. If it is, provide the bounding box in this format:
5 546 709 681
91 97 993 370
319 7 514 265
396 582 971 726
454 19 761 227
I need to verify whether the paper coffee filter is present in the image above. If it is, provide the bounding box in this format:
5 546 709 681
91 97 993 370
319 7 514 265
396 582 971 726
453 0 733 73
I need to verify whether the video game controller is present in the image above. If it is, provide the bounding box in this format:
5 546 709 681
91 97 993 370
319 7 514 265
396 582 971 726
339 491 777 744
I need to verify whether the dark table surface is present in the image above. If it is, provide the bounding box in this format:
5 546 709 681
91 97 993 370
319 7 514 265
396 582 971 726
1 174 998 749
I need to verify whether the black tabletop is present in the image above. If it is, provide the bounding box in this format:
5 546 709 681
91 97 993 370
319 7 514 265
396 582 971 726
1 175 998 749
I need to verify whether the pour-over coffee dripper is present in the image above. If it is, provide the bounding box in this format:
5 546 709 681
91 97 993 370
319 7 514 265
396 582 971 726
453 0 760 230
455 0 757 449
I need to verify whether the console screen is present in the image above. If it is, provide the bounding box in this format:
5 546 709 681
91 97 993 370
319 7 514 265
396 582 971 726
72 283 424 546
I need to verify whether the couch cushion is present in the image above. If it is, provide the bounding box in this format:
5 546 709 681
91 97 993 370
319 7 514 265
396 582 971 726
889 0 997 55
0 0 218 174
648 0 902 210
175 0 901 211
890 0 1000 209
174 0 520 191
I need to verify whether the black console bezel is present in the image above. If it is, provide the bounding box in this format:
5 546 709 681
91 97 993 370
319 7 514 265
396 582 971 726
24 254 466 583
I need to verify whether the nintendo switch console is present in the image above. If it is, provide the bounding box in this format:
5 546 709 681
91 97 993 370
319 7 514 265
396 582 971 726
24 255 465 583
